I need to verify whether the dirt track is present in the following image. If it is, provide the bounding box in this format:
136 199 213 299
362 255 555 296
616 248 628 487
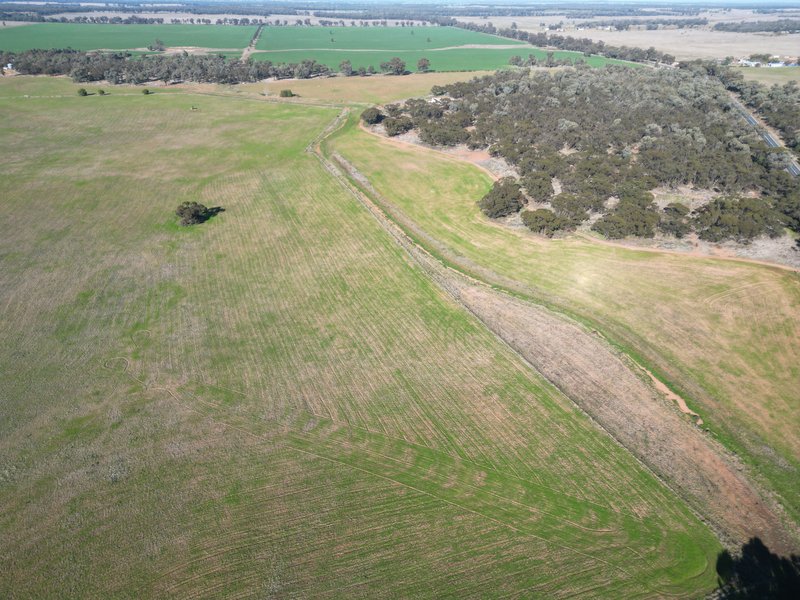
320 140 799 554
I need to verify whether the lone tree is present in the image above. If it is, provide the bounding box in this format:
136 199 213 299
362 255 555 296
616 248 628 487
361 107 384 125
339 59 353 76
417 57 430 72
380 57 406 75
175 202 223 226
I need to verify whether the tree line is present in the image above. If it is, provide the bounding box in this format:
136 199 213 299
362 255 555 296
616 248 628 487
713 19 800 33
364 66 800 243
575 18 708 30
0 49 331 83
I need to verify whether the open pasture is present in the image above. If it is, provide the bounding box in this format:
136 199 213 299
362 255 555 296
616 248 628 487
0 22 257 52
254 70 495 103
0 77 722 597
328 115 800 528
735 66 800 86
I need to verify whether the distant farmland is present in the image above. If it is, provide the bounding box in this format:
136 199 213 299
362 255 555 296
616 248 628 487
0 23 257 51
0 23 629 72
251 25 626 71
255 25 523 51
251 47 626 71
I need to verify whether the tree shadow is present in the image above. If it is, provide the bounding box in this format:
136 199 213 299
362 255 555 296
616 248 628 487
200 206 225 223
717 537 800 599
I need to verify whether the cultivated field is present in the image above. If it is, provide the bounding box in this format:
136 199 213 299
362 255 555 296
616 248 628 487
0 22 257 52
735 66 800 86
255 25 522 51
251 47 626 71
250 25 628 71
328 116 800 532
0 76 723 597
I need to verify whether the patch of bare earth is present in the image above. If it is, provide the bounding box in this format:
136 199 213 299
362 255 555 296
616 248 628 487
367 123 517 180
326 150 800 554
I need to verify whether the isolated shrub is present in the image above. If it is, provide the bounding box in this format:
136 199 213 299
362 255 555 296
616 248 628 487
176 202 221 226
522 209 570 236
382 116 413 137
141 88 151 95
279 89 294 97
478 178 525 218
97 89 105 96
361 107 384 125
77 88 87 96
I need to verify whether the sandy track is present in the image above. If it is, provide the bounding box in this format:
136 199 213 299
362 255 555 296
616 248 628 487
319 136 799 553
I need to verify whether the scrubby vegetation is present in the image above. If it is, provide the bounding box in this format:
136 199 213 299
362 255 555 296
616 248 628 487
387 66 800 242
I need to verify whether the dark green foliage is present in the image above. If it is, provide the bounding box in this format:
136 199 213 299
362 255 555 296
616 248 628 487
0 48 331 85
380 57 406 76
659 203 692 238
521 171 553 202
693 197 784 243
361 107 384 125
77 87 87 96
279 89 294 97
478 178 525 218
141 88 151 95
592 191 659 239
384 103 403 118
339 59 353 76
418 123 469 147
97 89 105 95
550 193 591 227
176 202 208 226
175 202 223 226
382 116 413 137
521 209 570 236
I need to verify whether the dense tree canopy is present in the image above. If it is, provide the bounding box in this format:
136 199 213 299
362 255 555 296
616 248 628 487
395 66 800 242
0 48 331 84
